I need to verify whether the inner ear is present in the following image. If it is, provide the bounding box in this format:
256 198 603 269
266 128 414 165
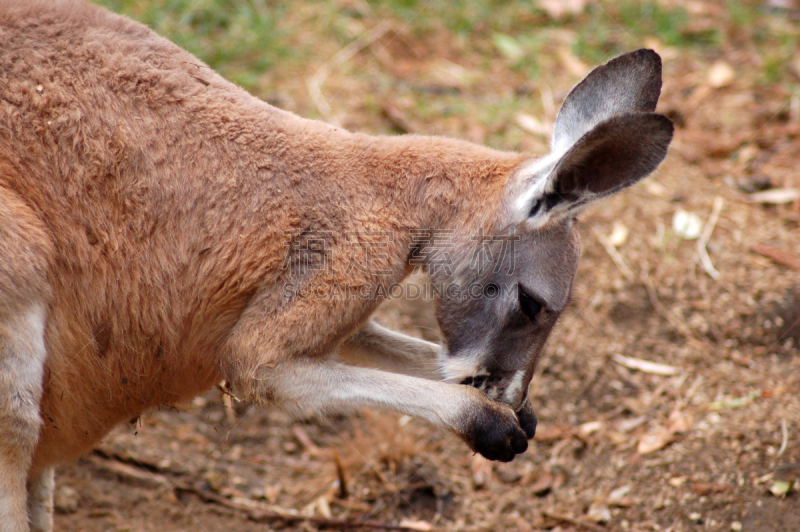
552 112 673 200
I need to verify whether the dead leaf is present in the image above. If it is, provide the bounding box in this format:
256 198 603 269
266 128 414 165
637 427 675 454
643 36 678 60
616 416 647 433
578 420 604 436
667 409 693 433
769 480 795 498
607 485 633 507
690 482 731 495
669 476 687 487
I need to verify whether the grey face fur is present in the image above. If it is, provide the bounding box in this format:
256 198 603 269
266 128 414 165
434 49 673 414
435 220 580 410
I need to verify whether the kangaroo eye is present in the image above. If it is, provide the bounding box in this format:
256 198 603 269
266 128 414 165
518 286 543 321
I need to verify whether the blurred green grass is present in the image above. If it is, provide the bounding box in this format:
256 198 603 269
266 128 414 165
101 0 293 88
95 0 799 147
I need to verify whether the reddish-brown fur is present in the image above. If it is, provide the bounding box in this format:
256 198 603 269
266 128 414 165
0 0 524 474
0 2 675 529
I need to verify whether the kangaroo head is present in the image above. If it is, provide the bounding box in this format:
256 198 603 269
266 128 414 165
435 49 674 410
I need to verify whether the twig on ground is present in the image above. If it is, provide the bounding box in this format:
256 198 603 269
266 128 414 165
612 354 681 376
592 228 634 280
176 484 420 531
85 454 171 490
91 450 419 531
778 418 789 457
92 448 188 476
334 450 349 499
697 196 723 279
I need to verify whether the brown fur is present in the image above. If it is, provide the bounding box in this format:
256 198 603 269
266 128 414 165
0 0 523 474
0 3 674 529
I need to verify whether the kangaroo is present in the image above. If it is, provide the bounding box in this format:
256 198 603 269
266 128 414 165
0 0 673 530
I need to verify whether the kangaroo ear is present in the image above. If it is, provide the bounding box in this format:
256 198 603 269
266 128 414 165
526 113 673 223
552 49 662 155
553 113 673 198
513 49 670 225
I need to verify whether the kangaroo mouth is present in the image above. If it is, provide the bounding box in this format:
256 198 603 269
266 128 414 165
458 371 530 412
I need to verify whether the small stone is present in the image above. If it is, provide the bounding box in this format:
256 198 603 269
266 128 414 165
672 210 702 240
731 521 743 531
708 61 735 88
587 502 611 523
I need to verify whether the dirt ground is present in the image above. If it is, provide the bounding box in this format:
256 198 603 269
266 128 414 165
54 1 799 531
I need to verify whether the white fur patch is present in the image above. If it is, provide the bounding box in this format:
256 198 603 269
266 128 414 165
503 370 527 408
437 349 486 383
0 303 48 532
266 359 477 433
15 304 48 394
510 152 562 226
